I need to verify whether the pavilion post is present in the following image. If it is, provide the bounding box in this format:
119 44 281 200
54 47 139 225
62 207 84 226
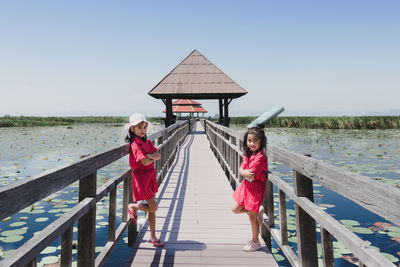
219 98 224 124
165 98 173 127
223 98 229 127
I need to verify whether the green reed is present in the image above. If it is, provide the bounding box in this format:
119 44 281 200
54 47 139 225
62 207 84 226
0 116 162 127
230 116 400 129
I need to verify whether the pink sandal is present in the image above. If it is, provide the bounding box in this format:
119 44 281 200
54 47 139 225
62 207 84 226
127 207 137 224
149 238 165 248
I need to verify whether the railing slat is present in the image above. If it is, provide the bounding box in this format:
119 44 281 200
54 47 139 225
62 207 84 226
61 227 73 267
321 226 334 267
78 172 97 267
108 188 117 242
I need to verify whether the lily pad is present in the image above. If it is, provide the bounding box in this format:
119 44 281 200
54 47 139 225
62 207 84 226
273 254 286 261
387 231 400 238
40 256 59 265
1 227 28 236
351 227 373 234
35 217 49 223
380 252 398 262
41 246 57 254
10 222 27 227
3 235 24 243
340 219 360 227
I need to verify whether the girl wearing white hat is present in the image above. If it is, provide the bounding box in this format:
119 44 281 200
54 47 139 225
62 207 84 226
125 113 164 247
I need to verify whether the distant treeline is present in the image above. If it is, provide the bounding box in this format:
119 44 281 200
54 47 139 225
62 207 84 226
1 116 399 129
230 116 400 129
0 116 162 127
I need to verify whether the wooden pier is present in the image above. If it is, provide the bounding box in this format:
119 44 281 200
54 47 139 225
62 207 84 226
126 122 278 266
1 119 399 267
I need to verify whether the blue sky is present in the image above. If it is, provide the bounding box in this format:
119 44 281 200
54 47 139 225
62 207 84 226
0 0 399 117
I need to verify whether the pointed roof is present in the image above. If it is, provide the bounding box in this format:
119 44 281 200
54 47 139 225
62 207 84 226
163 99 207 113
163 105 208 113
173 99 201 105
148 50 247 99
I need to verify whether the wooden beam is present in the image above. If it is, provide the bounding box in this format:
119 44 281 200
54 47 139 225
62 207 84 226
78 172 97 267
223 98 229 127
165 98 173 127
219 98 223 123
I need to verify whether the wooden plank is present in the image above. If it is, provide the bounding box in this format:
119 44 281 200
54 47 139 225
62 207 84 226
61 227 73 267
78 172 97 267
294 168 318 267
321 227 334 267
108 187 117 241
279 189 288 246
267 143 400 226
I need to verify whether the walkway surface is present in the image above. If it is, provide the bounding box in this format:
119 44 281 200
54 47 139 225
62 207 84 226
127 122 278 267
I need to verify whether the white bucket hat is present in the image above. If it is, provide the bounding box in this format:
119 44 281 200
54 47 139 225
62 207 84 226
124 113 151 137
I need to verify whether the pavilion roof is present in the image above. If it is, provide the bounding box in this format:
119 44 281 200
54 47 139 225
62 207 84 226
148 50 247 99
163 105 208 113
172 99 201 105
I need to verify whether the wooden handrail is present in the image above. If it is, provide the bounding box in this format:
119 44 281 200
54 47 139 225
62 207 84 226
203 119 398 267
0 120 191 267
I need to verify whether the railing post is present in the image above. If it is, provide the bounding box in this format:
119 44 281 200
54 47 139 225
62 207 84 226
321 227 334 267
279 189 288 246
262 170 274 250
126 172 137 247
294 154 318 267
108 187 117 241
78 172 96 267
26 258 37 267
61 227 73 267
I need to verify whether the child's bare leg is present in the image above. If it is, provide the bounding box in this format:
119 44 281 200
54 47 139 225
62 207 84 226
232 201 248 214
146 198 159 241
248 211 260 243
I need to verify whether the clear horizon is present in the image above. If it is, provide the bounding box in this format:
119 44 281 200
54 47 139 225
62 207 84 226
1 1 399 117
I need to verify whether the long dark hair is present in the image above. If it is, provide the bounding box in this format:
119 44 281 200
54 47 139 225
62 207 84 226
125 127 147 144
242 127 267 156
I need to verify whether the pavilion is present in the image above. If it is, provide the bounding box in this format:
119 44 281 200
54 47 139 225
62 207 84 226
162 99 208 119
148 50 247 127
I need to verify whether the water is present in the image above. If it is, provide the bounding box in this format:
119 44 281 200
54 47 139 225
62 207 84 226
1 124 399 266
230 125 400 266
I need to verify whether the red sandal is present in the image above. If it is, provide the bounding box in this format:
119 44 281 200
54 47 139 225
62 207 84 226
149 238 165 248
127 208 137 224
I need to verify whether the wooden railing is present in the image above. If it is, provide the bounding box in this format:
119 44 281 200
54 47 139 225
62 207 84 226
0 120 191 267
203 119 400 267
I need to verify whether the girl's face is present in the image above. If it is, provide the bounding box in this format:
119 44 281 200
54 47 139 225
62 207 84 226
247 133 261 152
131 121 148 138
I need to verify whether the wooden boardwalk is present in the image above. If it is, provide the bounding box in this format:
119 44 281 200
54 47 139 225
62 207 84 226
126 122 278 267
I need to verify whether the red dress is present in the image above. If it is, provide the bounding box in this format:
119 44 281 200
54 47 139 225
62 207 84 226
129 137 158 202
233 150 268 213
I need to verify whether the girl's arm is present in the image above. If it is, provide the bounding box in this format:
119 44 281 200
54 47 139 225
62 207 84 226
146 152 160 161
140 158 155 166
239 168 254 179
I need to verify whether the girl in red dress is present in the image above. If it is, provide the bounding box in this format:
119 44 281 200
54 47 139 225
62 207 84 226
232 127 268 252
125 113 164 247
